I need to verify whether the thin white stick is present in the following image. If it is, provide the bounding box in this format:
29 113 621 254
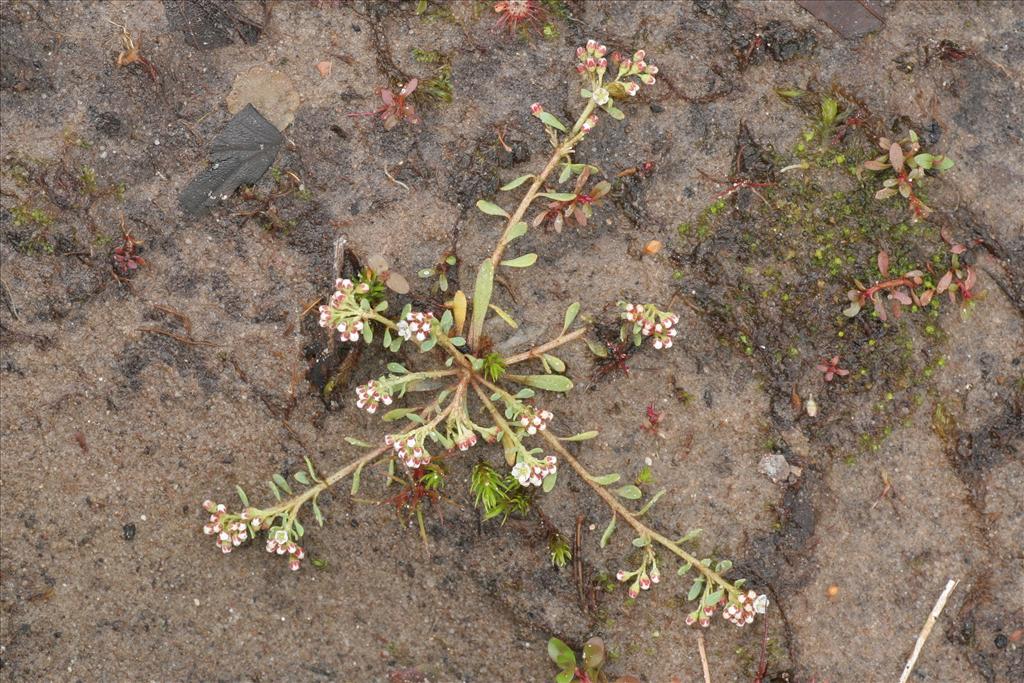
697 631 711 683
898 578 959 683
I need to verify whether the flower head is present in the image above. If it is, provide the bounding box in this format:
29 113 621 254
620 302 679 349
512 454 557 487
318 278 371 343
397 310 435 344
722 590 769 627
387 433 432 469
518 406 554 435
355 379 393 414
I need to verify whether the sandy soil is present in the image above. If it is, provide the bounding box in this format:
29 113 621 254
1 1 1022 681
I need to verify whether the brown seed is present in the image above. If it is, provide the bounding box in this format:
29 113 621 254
827 585 839 599
643 239 663 255
316 61 332 77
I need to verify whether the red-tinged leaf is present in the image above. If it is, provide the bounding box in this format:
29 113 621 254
899 183 911 199
951 244 966 254
836 368 850 376
400 78 418 96
964 267 977 290
386 272 410 294
892 301 903 319
891 289 912 305
877 250 889 277
941 227 953 244
843 301 861 317
872 293 887 321
863 159 889 171
919 289 934 306
879 137 892 149
875 188 897 200
936 270 953 293
889 142 904 169
380 89 394 106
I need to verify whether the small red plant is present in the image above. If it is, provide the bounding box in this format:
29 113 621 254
493 0 544 34
642 404 664 434
532 168 610 232
112 231 145 276
862 130 953 221
352 79 420 130
816 355 849 382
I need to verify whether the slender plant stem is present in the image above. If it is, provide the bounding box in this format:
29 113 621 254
505 327 589 365
489 101 597 267
538 429 737 595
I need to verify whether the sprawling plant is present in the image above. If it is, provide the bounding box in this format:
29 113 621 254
201 41 766 630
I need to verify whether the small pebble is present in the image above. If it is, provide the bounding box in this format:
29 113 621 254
122 523 136 541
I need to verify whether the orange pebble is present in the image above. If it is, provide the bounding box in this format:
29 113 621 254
643 239 662 255
826 585 839 599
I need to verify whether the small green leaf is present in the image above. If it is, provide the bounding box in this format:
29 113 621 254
714 559 733 574
344 437 373 448
580 88 592 98
637 488 666 516
449 336 466 346
351 461 365 495
272 473 293 495
420 337 436 352
677 561 692 576
507 373 573 392
677 528 702 544
600 514 616 547
538 111 567 132
585 338 608 358
488 303 519 329
687 578 705 601
913 153 934 169
562 302 580 334
615 485 642 500
542 471 557 492
382 408 417 422
506 221 528 243
476 199 509 217
704 588 723 607
235 485 249 507
543 353 566 373
589 472 619 485
294 471 310 485
631 536 650 547
556 672 574 683
935 155 954 171
293 519 304 537
558 164 572 184
312 498 324 526
606 105 624 120
269 479 281 501
500 174 533 191
500 253 538 268
537 192 577 201
470 259 494 347
563 430 599 442
548 638 576 668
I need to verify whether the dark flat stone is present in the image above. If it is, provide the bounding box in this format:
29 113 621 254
797 0 884 39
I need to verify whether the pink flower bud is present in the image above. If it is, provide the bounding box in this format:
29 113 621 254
639 575 651 590
575 63 586 74
646 64 658 75
685 613 697 626
633 49 646 62
628 586 639 599
586 57 596 71
611 51 622 64
586 39 597 53
596 44 607 57
530 102 543 115
616 570 628 581
576 46 585 59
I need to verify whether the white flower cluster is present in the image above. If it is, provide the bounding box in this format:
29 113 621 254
519 406 553 435
616 561 661 599
621 302 679 349
265 528 306 571
397 310 434 344
386 433 431 469
615 48 658 86
202 500 251 553
511 454 557 487
355 379 393 414
318 278 370 342
723 590 769 627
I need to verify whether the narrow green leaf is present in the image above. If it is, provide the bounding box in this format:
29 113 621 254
382 408 416 422
235 485 249 507
293 519 304 537
500 174 533 191
600 514 616 547
637 488 666 516
631 536 650 547
677 528 702 544
558 164 572 184
448 336 466 346
344 436 373 448
312 498 324 527
615 485 642 500
272 473 293 495
488 304 519 329
269 479 281 501
704 588 723 607
506 221 528 242
386 362 407 374
469 259 494 347
542 471 557 492
563 430 599 442
538 111 567 132
562 302 580 334
351 461 365 495
500 253 538 268
714 559 733 574
420 337 436 352
507 373 573 392
537 192 577 201
440 309 454 332
476 199 509 218
687 578 705 601
543 353 566 373
677 560 692 576
589 472 619 485
294 471 310 485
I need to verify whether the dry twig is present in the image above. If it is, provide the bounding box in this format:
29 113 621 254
898 578 959 683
